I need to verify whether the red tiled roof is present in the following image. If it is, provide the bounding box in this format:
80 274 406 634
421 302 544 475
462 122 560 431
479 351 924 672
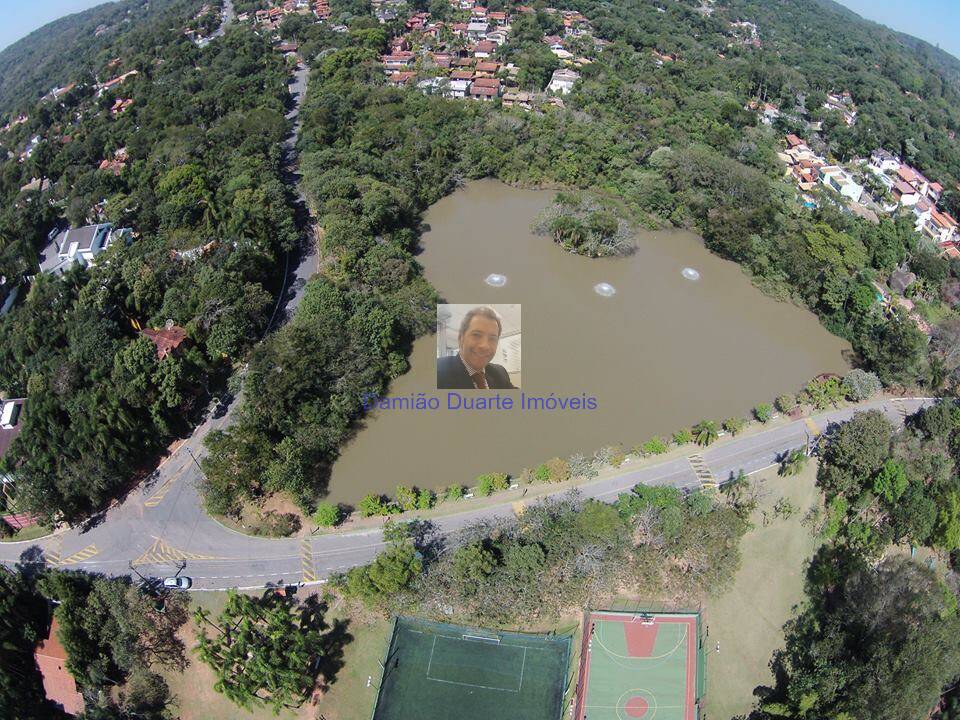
472 77 500 88
785 133 804 147
451 70 474 79
142 326 188 360
470 84 498 96
898 165 918 184
894 180 917 196
475 61 499 72
35 618 84 716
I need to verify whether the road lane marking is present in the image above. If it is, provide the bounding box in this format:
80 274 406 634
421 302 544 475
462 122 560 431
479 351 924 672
57 544 98 566
134 536 225 565
300 539 317 583
144 478 178 508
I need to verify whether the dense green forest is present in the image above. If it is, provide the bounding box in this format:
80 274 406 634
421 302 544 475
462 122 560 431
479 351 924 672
0 0 297 522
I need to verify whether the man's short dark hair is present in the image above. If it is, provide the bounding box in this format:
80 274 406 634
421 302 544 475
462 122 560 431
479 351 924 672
458 306 502 340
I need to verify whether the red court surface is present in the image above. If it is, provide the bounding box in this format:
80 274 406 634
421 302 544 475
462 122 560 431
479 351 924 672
573 611 703 720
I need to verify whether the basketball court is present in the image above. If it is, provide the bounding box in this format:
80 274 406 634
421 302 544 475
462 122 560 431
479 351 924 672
372 616 572 720
574 611 705 720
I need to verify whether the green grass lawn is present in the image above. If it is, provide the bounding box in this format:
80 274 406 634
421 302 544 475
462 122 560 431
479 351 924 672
0 524 53 543
702 461 821 720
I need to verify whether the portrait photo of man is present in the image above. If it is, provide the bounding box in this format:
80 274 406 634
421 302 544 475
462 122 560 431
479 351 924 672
436 305 520 390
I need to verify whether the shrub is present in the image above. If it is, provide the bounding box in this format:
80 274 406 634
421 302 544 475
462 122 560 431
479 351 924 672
358 494 387 517
843 369 882 402
568 453 596 478
395 485 417 512
754 403 773 423
416 489 435 510
475 473 509 496
672 428 694 445
723 417 746 435
544 457 570 482
534 463 551 483
641 436 669 455
313 502 341 527
775 394 796 413
444 485 464 501
0 517 13 538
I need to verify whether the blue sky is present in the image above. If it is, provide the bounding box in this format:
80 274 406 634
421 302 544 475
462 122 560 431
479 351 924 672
0 0 110 52
836 0 960 61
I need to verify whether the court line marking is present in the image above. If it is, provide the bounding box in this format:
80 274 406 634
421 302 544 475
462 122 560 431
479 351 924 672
426 635 437 677
594 620 687 661
518 647 527 692
425 676 520 693
423 633 530 693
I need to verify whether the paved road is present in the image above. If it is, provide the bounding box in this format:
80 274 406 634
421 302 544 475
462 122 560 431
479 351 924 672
0 398 932 590
211 0 235 38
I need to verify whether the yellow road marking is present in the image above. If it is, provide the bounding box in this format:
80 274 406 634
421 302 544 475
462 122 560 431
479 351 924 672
58 544 99 566
804 417 821 436
44 536 63 567
134 536 224 565
300 539 317 583
144 478 176 508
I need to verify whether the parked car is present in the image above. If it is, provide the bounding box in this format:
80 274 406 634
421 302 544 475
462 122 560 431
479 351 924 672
163 576 192 589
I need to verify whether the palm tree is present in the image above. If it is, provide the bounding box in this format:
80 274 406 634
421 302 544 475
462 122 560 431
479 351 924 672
779 448 809 477
693 420 718 446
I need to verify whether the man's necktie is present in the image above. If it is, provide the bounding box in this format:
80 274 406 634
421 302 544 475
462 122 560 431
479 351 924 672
471 371 488 389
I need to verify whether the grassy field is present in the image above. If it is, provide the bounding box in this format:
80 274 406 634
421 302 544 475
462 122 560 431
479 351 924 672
702 461 821 720
161 589 392 720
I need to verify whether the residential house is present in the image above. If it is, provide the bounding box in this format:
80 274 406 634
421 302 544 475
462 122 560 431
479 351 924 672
468 80 499 101
760 102 780 125
486 29 509 45
388 71 417 86
870 148 900 173
819 165 864 203
96 70 138 97
547 67 580 94
474 61 500 75
502 91 532 109
142 324 189 360
893 180 920 206
785 133 806 150
34 617 84 716
446 78 471 98
916 204 959 245
466 21 489 39
488 11 508 25
474 40 497 58
381 51 416 71
39 223 131 275
110 98 134 115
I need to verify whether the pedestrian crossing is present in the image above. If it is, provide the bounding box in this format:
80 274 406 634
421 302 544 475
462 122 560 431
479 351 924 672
688 454 717 488
300 539 317 583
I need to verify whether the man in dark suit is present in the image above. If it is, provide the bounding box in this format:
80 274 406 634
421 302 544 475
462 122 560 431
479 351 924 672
437 306 516 390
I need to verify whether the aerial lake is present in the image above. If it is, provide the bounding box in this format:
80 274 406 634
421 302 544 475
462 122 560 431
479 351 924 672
324 180 850 502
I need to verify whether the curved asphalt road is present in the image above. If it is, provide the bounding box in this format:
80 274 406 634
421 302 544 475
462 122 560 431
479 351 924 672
0 398 933 590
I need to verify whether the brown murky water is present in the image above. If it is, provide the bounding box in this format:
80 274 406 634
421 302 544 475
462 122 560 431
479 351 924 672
325 180 850 502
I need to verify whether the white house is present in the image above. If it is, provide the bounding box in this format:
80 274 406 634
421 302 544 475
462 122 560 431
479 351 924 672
870 149 900 173
446 79 471 98
466 21 488 40
39 223 131 275
547 67 580 94
819 166 864 203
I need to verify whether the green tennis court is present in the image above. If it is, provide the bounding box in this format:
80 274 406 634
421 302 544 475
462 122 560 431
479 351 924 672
371 616 572 720
574 611 705 720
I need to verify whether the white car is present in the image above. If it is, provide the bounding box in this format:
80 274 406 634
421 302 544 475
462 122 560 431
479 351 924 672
163 576 192 590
